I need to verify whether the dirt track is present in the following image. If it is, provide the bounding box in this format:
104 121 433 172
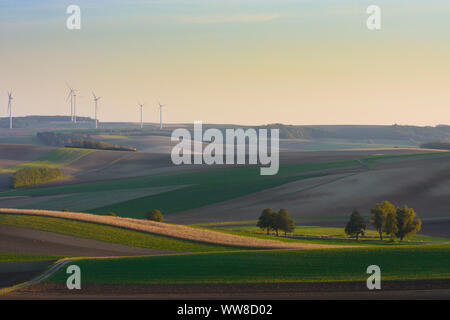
0 225 174 257
0 209 353 249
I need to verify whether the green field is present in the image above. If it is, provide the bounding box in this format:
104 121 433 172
212 225 450 244
18 186 182 212
0 160 360 218
0 148 93 173
46 245 450 284
2 153 449 219
0 214 245 252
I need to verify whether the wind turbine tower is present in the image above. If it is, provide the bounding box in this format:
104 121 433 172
66 84 75 122
139 103 145 129
158 101 165 129
7 91 13 129
73 91 78 123
92 92 102 129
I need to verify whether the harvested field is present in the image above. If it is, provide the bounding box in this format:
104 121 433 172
167 153 450 225
0 144 55 169
0 225 173 257
62 149 130 173
0 209 352 249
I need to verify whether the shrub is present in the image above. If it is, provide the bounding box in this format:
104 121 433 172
11 167 63 188
108 212 117 217
146 209 164 222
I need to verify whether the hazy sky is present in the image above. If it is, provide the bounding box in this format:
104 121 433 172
1 0 449 126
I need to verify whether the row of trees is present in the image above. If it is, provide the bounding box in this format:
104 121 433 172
66 139 137 152
257 208 295 236
37 131 91 146
345 201 422 241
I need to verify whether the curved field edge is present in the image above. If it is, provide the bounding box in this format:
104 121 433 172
0 214 244 253
0 209 354 249
45 245 450 284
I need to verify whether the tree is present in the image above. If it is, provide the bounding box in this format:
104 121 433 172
370 201 396 240
345 210 366 241
395 206 422 240
147 209 164 222
276 208 295 236
257 208 276 235
383 210 398 241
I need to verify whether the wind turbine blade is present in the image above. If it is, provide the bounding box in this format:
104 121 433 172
66 82 74 91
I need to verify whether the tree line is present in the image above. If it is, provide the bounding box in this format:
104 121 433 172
65 139 137 152
345 200 422 241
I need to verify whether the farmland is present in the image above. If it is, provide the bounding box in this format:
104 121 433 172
46 245 450 284
1 140 450 298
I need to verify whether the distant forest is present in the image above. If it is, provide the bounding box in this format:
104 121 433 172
420 141 450 150
2 116 450 144
258 124 450 142
37 132 137 151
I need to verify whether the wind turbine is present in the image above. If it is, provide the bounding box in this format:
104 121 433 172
7 91 13 129
66 83 75 122
158 101 165 129
92 92 101 129
138 102 145 129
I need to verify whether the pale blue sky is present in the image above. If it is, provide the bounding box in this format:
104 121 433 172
1 0 449 125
